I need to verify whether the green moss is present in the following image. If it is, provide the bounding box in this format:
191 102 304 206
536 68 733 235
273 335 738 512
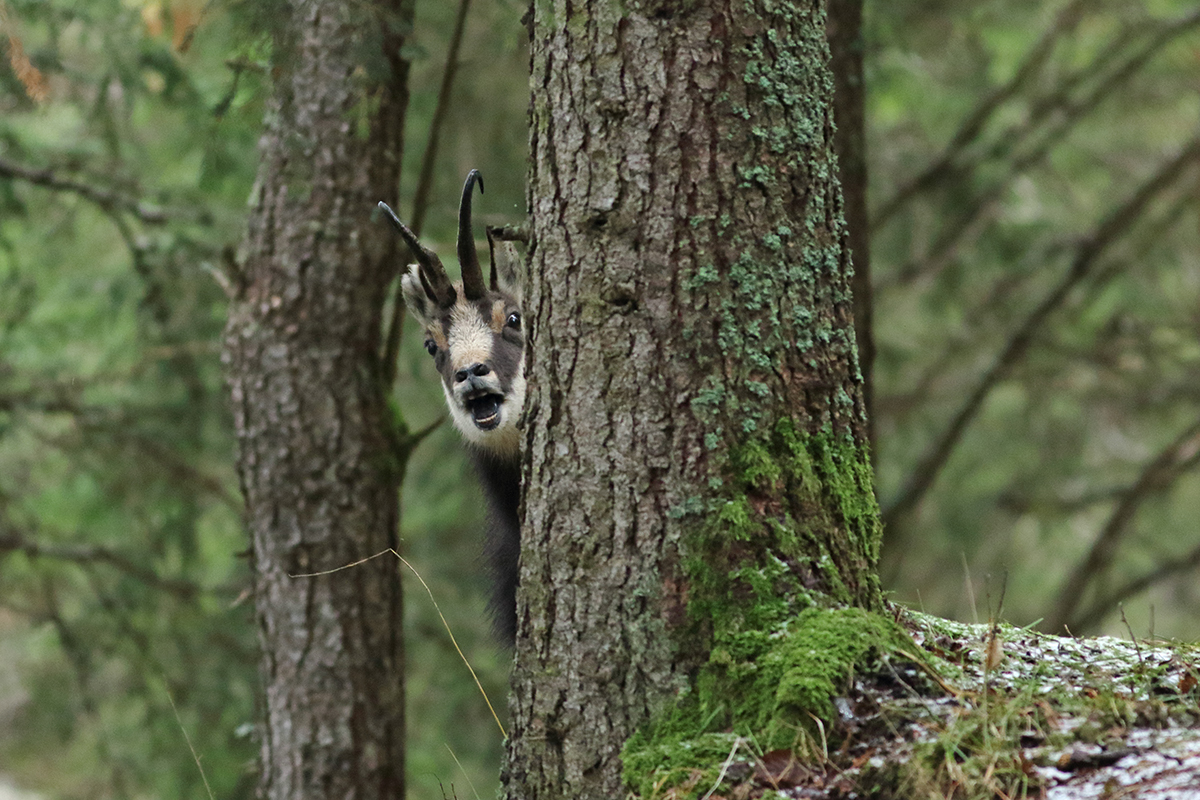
625 416 886 794
682 418 880 628
623 608 917 798
622 729 741 800
765 608 911 737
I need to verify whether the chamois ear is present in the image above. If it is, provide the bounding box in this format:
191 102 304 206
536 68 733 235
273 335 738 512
486 227 524 302
401 266 435 328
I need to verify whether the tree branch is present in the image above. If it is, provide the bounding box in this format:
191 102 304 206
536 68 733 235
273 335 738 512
883 180 1194 471
403 413 444 450
2 386 241 513
0 523 200 599
409 0 473 239
0 156 169 224
882 136 1200 544
883 9 1200 290
1070 537 1200 633
1047 416 1200 633
876 8 1200 294
874 0 1088 228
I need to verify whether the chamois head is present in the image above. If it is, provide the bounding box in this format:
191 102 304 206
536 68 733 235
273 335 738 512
379 170 525 458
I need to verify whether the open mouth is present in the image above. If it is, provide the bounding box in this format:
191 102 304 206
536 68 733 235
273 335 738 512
465 393 503 430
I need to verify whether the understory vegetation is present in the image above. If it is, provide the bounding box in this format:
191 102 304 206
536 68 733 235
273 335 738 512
624 611 1200 799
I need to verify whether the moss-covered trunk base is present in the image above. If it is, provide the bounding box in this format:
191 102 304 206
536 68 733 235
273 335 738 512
621 609 1200 799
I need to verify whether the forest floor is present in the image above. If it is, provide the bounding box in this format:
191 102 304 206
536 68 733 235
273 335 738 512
0 778 42 800
710 611 1200 799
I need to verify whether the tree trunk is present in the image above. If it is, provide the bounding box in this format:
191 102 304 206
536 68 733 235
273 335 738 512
827 0 873 446
223 2 411 798
507 1 881 798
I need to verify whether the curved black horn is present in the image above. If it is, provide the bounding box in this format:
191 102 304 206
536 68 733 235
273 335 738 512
378 201 457 307
458 170 487 301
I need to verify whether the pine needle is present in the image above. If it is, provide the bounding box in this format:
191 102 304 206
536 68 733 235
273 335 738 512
292 548 507 739
164 681 216 800
445 743 483 800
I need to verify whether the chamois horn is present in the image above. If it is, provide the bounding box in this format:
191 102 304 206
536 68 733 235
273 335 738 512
378 200 457 308
458 170 487 301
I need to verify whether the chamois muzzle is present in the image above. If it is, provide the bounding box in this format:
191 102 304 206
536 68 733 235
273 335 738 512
465 393 503 430
454 363 503 431
455 362 492 383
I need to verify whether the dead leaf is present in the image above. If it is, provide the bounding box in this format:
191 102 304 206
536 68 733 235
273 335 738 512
753 749 809 789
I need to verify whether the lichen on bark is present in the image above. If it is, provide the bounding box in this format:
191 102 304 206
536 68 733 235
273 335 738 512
509 1 884 797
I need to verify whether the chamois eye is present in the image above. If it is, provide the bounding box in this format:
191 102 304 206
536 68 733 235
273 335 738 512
424 339 438 356
506 312 521 331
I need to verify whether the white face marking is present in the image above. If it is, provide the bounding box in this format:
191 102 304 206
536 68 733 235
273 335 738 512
447 303 495 372
435 296 523 459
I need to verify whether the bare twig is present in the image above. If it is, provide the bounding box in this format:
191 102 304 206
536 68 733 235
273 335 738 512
1071 539 1200 633
884 187 1193 495
410 0 473 238
989 10 1200 169
879 8 1200 288
116 429 242 513
4 386 240 512
403 413 444 450
882 136 1200 548
996 484 1126 517
0 154 227 307
953 11 1196 204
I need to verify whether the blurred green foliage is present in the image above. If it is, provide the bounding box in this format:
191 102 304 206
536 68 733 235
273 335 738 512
0 0 526 796
0 0 1197 797
868 0 1200 638
1 1 262 797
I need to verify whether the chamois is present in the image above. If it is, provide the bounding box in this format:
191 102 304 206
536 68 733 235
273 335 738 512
378 171 524 645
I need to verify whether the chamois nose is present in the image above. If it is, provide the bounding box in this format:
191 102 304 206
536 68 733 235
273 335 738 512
455 362 491 383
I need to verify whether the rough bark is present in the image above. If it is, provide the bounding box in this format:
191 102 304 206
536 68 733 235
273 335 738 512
827 0 873 445
222 2 411 798
507 1 881 798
